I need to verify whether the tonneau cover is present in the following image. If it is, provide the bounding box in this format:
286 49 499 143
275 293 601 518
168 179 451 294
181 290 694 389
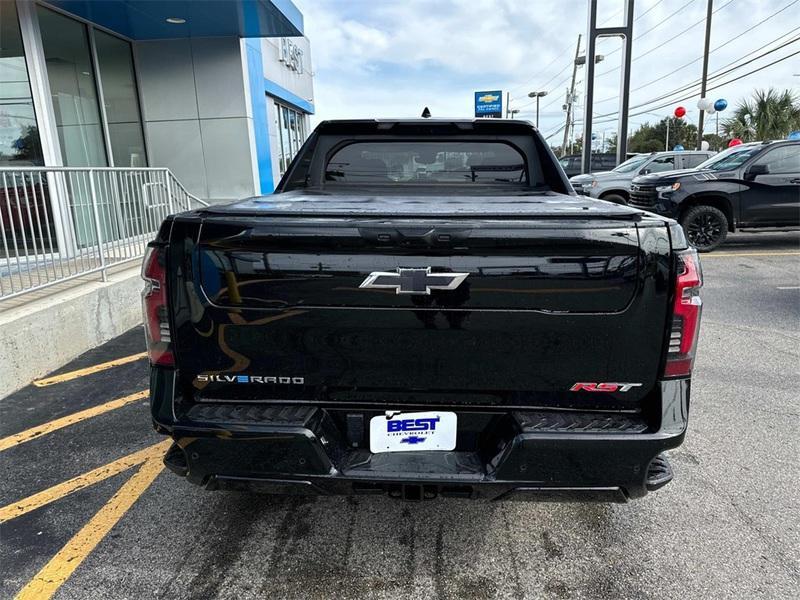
200 190 650 219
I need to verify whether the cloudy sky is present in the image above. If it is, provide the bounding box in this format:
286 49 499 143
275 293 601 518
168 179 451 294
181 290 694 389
294 0 800 144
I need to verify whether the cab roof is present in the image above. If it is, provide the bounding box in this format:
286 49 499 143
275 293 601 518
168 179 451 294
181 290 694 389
313 118 540 135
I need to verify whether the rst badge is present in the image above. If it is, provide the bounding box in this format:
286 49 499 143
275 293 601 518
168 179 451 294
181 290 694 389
370 411 457 453
570 382 643 392
359 267 468 295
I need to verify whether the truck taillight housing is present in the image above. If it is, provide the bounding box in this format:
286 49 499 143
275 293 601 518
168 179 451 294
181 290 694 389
664 248 703 377
141 246 174 367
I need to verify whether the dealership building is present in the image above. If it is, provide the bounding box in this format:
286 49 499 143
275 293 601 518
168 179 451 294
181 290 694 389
1 0 315 202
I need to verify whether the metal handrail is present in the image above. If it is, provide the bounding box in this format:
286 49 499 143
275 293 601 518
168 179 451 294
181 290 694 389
0 166 207 301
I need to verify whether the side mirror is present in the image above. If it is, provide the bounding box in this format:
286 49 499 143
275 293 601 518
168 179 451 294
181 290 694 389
640 168 651 175
745 164 769 180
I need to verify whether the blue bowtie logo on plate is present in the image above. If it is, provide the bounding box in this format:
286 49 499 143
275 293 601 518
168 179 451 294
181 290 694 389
400 435 427 445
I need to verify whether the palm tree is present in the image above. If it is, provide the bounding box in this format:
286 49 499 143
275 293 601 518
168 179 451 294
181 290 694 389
722 88 800 141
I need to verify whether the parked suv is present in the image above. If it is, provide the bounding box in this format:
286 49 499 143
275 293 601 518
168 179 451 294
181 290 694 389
559 153 617 178
571 150 714 204
630 140 800 251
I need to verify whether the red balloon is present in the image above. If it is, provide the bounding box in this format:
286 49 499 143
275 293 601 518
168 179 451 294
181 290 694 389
728 138 743 147
674 106 686 118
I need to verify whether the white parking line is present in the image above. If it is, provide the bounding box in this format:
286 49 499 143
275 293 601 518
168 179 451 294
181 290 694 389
776 286 800 290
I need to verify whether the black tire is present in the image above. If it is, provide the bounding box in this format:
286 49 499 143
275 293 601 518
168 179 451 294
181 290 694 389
601 193 627 205
681 205 728 252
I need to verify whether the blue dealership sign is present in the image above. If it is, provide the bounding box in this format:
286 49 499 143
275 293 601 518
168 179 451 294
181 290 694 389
475 90 502 118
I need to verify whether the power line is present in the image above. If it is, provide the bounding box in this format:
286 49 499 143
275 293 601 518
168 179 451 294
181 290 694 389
579 48 800 127
597 0 668 47
506 0 669 98
513 0 706 113
513 70 573 111
598 0 701 64
595 34 800 118
592 0 800 102
597 0 736 76
619 26 800 103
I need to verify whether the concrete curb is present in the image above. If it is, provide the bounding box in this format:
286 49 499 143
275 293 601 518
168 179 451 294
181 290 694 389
0 267 144 399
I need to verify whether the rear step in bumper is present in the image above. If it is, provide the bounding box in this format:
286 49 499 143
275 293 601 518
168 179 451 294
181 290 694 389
203 476 630 503
158 380 689 501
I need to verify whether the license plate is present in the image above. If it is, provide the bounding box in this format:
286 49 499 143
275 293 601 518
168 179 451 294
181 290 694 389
369 411 457 453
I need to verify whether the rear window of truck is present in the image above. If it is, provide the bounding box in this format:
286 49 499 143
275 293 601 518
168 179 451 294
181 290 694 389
324 141 528 186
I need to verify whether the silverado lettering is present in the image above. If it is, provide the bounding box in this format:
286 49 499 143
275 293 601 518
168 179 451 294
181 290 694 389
143 118 703 502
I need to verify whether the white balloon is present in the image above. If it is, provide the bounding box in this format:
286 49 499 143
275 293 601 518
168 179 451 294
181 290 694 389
701 140 710 151
697 97 709 110
705 106 716 115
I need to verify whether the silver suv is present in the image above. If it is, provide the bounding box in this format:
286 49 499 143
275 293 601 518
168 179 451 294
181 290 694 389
570 150 714 204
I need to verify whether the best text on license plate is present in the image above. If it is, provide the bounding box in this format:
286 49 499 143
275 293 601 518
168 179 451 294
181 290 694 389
369 411 457 453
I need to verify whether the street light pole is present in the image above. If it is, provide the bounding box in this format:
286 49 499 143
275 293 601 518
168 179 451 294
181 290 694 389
528 90 548 128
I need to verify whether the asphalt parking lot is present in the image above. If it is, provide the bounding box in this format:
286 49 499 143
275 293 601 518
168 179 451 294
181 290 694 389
1 230 798 600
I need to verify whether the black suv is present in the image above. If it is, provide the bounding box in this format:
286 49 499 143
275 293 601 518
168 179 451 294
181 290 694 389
630 140 800 251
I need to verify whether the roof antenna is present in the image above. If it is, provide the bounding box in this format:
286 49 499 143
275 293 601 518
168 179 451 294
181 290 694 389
421 106 431 118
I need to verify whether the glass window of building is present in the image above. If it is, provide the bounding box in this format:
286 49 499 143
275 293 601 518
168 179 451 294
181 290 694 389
0 1 43 166
276 101 307 175
37 6 107 167
93 30 147 167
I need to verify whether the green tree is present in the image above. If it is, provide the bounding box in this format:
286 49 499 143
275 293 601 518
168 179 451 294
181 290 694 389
605 133 618 155
702 133 725 151
628 118 698 153
722 88 800 141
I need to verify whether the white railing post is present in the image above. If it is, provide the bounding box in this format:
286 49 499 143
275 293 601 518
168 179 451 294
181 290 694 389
165 169 175 214
88 169 107 282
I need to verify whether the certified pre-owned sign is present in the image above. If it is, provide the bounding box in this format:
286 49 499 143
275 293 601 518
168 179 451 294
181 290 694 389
474 90 502 118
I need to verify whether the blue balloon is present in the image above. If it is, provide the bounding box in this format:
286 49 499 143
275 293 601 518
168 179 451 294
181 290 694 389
788 130 800 140
673 144 685 151
714 99 728 111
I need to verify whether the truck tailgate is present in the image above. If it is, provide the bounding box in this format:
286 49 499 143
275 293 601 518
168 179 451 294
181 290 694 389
167 213 672 409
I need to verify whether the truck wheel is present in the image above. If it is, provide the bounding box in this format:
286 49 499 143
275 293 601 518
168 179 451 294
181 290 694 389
681 205 728 252
602 193 627 205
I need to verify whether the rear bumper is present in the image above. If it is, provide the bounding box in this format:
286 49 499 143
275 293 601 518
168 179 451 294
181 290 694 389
152 379 690 502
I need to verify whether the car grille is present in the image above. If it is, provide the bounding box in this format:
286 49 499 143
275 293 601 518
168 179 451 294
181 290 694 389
629 184 657 208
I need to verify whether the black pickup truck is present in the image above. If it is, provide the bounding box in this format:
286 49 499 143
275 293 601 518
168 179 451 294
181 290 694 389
630 140 800 251
142 119 702 502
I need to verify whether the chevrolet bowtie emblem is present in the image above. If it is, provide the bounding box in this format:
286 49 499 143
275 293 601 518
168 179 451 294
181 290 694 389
359 268 469 295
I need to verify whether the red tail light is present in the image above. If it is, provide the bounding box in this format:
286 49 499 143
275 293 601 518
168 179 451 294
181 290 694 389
664 248 703 377
141 246 174 367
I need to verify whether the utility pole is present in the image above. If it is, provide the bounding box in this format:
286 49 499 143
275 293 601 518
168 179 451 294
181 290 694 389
697 0 714 150
561 34 581 157
505 91 510 118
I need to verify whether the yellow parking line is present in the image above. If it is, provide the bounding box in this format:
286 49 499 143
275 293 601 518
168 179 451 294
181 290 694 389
0 440 171 524
0 390 147 453
701 251 800 258
14 456 165 600
33 352 148 387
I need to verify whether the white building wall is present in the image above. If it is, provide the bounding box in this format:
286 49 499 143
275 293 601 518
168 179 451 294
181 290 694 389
134 37 258 203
